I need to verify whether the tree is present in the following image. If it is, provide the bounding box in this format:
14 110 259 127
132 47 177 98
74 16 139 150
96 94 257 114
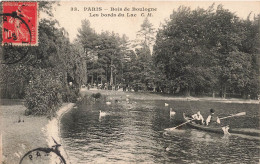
77 20 127 86
154 6 217 95
123 18 158 91
153 4 260 98
24 18 85 115
0 2 87 115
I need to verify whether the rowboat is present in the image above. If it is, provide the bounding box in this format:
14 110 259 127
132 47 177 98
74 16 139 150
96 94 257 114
183 113 260 137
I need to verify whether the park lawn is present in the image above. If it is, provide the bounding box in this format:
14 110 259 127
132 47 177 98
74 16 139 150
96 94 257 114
1 101 49 164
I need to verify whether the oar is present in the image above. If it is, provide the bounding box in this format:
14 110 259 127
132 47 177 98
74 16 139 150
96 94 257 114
164 118 195 131
219 112 246 120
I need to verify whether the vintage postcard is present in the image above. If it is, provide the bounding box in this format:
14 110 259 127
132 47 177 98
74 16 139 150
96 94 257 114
0 1 259 164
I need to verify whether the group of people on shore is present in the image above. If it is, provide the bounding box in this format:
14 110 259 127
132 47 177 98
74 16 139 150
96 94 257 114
84 83 123 91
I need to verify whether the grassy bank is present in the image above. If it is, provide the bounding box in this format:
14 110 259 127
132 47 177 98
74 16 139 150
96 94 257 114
0 99 74 164
1 101 49 164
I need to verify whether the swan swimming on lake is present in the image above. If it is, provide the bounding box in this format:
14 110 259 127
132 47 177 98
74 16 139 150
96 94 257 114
99 110 107 117
170 108 176 116
106 101 111 105
165 103 169 107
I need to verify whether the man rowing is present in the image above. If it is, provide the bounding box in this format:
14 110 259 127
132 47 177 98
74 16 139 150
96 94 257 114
206 108 230 135
206 108 220 126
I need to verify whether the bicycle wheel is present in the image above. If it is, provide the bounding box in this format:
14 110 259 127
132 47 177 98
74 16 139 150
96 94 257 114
19 147 66 164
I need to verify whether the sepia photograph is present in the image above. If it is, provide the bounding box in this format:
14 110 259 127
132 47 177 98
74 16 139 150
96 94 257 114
0 1 259 163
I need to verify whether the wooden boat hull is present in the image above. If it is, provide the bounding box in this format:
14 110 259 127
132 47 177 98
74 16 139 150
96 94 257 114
187 121 224 134
183 113 260 137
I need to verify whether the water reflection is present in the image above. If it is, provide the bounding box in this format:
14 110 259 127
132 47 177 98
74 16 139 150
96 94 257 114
61 99 259 163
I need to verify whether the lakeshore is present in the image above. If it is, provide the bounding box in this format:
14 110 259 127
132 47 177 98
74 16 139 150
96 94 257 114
45 103 75 164
83 88 259 104
0 100 74 164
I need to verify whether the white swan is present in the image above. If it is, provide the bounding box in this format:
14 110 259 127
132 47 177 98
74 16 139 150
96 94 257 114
170 108 176 116
106 101 111 105
99 110 107 117
165 103 169 107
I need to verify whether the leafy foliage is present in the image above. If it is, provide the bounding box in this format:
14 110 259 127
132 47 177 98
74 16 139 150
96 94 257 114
0 2 87 116
91 92 102 99
153 4 260 98
122 18 160 91
77 20 127 85
0 64 30 98
25 69 63 116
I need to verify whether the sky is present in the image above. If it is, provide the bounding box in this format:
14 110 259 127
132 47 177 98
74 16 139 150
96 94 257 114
51 1 260 42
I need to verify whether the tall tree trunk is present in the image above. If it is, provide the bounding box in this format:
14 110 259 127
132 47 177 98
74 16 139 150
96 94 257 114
110 60 113 85
222 84 226 98
186 89 190 97
110 68 113 85
92 62 94 85
86 62 88 84
106 65 108 83
185 86 190 96
83 59 87 85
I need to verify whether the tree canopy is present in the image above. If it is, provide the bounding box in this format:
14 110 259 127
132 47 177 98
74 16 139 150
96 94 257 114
0 2 87 116
153 5 260 98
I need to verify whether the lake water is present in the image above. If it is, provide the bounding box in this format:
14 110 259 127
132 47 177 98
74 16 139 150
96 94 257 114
60 98 260 163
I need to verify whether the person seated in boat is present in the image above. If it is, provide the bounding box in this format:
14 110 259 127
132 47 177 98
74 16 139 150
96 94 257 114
206 108 221 126
191 111 204 125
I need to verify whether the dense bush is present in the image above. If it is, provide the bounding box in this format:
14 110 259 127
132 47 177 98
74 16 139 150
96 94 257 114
25 69 63 117
0 64 29 99
91 92 102 99
62 87 79 103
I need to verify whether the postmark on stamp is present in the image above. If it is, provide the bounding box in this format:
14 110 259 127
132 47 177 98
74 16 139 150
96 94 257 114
2 1 38 46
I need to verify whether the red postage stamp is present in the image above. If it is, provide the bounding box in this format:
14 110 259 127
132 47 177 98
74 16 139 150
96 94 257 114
2 1 38 46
